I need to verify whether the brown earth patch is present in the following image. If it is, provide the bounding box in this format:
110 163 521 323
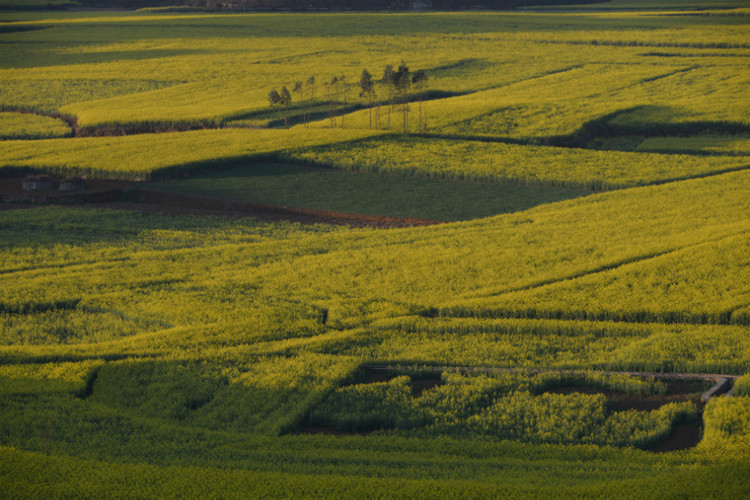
365 373 396 384
650 422 702 453
666 380 712 395
411 377 443 397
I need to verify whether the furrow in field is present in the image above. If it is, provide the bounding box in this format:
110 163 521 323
439 231 750 326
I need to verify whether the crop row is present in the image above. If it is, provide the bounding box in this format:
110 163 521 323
354 318 750 375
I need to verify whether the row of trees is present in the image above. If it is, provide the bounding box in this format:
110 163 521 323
268 62 428 133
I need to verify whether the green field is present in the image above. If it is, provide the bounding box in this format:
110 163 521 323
148 162 588 220
1 2 749 498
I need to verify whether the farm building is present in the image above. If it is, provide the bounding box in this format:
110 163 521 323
21 175 55 191
59 177 87 192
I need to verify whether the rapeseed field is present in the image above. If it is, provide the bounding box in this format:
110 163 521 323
1 3 749 498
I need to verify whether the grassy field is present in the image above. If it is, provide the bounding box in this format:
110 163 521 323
1 3 749 498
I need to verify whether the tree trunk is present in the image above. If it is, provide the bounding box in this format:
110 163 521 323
402 90 408 134
419 99 423 133
341 92 346 129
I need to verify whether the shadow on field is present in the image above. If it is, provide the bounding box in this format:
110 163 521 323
146 162 589 222
82 359 327 436
297 366 709 451
559 105 750 150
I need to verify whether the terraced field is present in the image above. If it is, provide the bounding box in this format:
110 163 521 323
1 2 749 498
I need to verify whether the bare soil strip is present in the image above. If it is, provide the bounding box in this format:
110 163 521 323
650 423 702 453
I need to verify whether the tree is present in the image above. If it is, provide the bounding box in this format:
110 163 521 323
393 61 411 133
268 87 292 128
338 75 347 129
293 81 304 127
305 76 316 128
382 64 394 129
326 76 339 127
268 89 281 107
280 86 292 106
324 76 347 128
268 88 283 127
280 86 292 128
411 69 428 133
359 69 377 129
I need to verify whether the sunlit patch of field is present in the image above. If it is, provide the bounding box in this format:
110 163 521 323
0 111 71 139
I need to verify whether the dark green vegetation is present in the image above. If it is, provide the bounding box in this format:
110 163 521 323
1 3 749 498
149 163 587 221
307 369 704 448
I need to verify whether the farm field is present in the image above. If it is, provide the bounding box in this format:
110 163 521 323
1 2 750 498
147 162 588 221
